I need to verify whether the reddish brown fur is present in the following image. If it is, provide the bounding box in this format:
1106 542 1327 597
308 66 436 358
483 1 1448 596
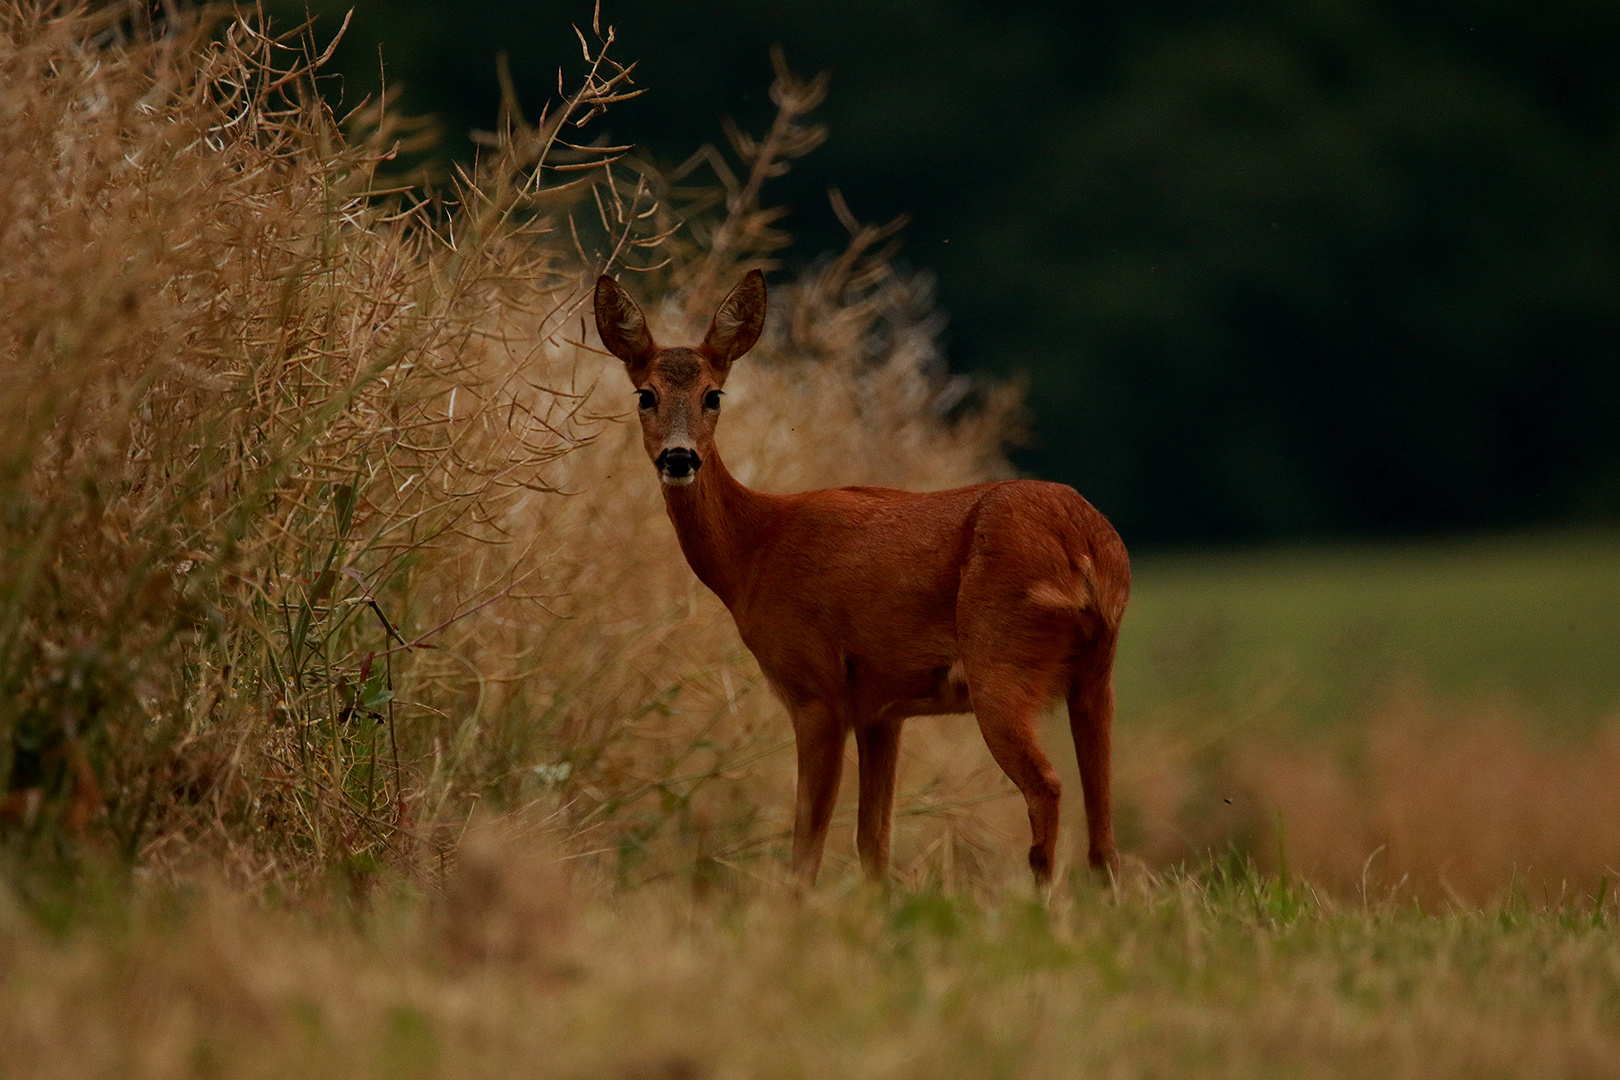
595 271 1130 887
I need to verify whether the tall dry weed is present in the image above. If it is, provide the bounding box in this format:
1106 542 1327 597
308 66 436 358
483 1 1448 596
1113 694 1620 902
0 4 667 883
0 5 1024 895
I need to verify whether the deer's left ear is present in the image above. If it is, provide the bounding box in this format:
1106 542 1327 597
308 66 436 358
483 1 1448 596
701 269 767 376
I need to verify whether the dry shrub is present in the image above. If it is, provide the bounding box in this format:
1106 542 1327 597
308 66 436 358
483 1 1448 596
1114 695 1620 902
0 5 1024 893
0 4 674 879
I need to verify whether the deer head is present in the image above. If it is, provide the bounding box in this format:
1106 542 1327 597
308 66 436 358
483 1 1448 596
595 271 766 486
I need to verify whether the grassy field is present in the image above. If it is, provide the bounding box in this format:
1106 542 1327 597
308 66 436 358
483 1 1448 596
1118 530 1620 732
2 10 1618 1079
5 849 1620 1080
1093 532 1620 903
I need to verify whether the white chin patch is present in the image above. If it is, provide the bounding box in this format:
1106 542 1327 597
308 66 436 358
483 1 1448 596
660 471 697 487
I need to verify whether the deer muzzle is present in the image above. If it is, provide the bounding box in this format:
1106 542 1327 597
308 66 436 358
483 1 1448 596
656 447 701 486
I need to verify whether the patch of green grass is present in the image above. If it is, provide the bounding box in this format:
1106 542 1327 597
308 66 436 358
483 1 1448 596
1116 529 1620 730
4 864 1618 1080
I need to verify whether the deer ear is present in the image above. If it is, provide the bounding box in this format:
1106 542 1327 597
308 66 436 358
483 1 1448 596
702 269 767 373
595 275 657 380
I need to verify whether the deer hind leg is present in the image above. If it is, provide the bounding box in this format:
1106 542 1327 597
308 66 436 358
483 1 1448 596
855 719 903 881
962 659 1064 886
789 700 847 889
1068 635 1120 876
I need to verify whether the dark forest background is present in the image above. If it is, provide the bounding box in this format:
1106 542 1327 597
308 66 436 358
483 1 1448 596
266 0 1620 547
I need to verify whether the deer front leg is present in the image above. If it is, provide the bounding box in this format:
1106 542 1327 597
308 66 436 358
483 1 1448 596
789 701 846 889
855 719 903 881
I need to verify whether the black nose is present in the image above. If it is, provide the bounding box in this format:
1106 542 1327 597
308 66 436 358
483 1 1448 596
656 447 701 477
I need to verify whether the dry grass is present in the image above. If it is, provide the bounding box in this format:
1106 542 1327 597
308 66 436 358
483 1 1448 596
4 853 1619 1080
1112 697 1620 903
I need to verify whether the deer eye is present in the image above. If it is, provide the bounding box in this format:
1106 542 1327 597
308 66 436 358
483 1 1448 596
702 389 723 411
636 389 657 410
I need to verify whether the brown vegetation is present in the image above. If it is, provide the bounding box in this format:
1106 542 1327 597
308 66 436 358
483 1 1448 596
0 4 1017 894
1115 695 1620 903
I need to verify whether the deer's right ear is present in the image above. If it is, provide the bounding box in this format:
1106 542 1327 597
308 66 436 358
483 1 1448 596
594 275 657 381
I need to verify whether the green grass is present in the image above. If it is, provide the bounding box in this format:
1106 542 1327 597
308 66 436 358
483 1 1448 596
5 860 1618 1080
1115 529 1620 731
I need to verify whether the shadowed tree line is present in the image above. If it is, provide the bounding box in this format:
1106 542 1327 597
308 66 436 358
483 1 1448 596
269 0 1620 545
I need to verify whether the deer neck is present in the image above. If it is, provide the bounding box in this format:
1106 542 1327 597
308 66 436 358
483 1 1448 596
661 447 768 609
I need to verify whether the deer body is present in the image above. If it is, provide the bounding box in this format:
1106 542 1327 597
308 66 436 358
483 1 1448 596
596 272 1128 887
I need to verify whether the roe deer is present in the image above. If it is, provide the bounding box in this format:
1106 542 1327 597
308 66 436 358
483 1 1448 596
595 270 1129 887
